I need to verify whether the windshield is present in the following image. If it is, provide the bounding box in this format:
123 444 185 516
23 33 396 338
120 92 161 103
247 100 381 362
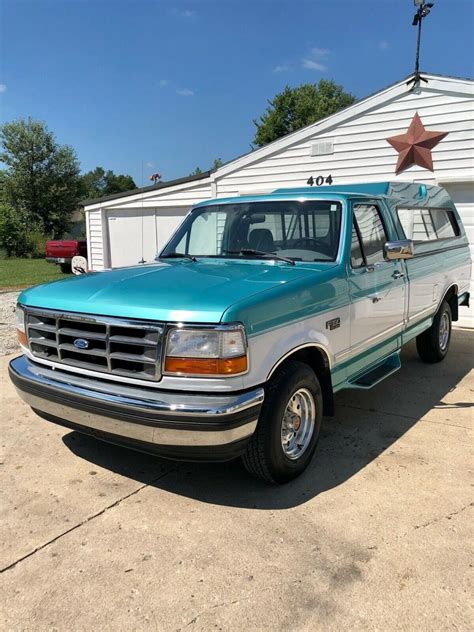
160 200 342 262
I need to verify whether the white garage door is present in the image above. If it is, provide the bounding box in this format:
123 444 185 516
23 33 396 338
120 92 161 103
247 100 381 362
445 182 474 328
107 207 189 268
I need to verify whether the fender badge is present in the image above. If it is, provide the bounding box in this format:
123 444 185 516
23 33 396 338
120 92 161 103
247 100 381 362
326 317 340 331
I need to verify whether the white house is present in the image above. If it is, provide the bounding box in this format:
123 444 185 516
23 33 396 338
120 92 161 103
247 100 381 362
83 72 474 326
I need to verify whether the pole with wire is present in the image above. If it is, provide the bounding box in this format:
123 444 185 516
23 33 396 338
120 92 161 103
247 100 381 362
407 0 434 89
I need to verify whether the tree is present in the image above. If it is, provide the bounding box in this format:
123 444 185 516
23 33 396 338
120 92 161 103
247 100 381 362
0 118 81 236
81 167 136 199
253 80 355 147
190 159 223 176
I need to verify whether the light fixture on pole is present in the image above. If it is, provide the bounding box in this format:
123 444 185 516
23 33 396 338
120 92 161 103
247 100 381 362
407 0 434 89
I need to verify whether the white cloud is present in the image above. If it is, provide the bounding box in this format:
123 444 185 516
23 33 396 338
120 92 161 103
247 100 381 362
308 47 330 57
378 41 390 51
0 84 7 93
145 162 153 168
178 9 195 17
177 88 194 97
302 59 327 71
159 79 169 87
301 47 329 72
273 64 290 73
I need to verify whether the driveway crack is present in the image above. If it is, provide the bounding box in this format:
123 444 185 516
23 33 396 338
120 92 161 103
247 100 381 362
412 501 474 531
0 466 176 574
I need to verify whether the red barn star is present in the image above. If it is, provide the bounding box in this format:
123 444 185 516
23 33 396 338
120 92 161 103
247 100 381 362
386 112 448 174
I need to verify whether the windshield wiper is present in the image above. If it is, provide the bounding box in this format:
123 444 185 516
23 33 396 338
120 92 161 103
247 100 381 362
224 248 295 266
159 252 197 262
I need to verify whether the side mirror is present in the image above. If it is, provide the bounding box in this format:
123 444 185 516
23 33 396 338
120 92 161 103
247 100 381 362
384 239 415 260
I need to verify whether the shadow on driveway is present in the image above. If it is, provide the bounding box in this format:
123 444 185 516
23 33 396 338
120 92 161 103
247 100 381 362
63 332 473 510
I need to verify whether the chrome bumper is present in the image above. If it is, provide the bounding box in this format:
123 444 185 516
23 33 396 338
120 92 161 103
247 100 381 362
9 356 264 461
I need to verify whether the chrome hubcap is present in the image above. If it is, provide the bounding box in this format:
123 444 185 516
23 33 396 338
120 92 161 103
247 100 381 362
439 312 450 351
281 388 316 460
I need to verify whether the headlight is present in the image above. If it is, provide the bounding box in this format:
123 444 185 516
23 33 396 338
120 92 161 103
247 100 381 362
16 305 28 347
164 325 247 376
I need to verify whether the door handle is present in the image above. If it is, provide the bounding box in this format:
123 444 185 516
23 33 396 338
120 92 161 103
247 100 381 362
392 270 405 279
368 294 382 303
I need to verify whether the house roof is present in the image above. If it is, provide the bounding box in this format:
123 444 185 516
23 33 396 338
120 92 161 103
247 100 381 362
81 170 212 206
83 72 473 210
214 72 473 179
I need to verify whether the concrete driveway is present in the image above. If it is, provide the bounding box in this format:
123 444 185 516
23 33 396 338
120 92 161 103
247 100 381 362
1 331 473 631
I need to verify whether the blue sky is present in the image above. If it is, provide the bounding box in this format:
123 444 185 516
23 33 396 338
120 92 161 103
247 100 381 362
1 0 473 185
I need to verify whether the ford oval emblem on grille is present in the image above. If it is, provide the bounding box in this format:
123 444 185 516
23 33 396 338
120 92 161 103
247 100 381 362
73 338 89 350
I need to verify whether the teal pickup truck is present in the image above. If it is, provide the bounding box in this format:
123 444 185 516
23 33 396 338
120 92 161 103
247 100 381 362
10 182 471 483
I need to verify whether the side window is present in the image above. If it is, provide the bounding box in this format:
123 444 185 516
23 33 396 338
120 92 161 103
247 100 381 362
353 204 388 266
350 224 365 268
397 207 459 241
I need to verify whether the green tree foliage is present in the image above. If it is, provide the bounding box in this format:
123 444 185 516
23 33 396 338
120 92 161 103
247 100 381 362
190 159 223 176
253 80 355 147
0 203 44 257
0 118 81 236
81 167 136 199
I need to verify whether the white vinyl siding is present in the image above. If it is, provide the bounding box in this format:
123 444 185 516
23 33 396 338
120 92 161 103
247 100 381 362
86 210 106 270
215 90 474 196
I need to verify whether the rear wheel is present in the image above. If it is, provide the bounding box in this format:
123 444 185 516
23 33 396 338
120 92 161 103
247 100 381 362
416 300 452 363
241 360 322 484
60 263 71 273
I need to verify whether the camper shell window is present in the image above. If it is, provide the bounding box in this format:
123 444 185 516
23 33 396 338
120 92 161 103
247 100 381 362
397 207 460 242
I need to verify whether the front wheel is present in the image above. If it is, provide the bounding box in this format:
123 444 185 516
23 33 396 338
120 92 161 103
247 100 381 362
416 300 452 363
241 360 323 484
60 263 71 274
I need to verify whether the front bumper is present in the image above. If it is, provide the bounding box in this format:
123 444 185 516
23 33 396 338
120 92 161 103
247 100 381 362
9 356 264 462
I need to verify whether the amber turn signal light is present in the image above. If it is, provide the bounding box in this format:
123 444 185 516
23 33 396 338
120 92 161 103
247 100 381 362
164 355 247 375
17 329 28 347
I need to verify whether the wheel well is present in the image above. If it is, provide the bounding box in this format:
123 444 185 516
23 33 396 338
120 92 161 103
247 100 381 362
443 285 458 321
272 346 334 417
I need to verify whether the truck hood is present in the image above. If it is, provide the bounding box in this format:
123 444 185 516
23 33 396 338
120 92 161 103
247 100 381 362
19 260 333 323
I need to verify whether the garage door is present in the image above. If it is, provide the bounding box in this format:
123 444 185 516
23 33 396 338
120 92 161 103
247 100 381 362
107 207 189 268
445 182 474 328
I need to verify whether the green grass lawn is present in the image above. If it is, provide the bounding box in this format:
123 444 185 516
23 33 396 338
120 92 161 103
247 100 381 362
0 258 71 290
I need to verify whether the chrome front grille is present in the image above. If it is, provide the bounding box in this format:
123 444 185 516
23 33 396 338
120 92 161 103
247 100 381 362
26 308 164 381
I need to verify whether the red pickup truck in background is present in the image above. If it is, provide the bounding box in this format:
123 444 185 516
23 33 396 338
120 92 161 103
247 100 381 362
45 240 87 273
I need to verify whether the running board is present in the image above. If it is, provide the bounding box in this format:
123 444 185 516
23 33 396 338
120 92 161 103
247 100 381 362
348 352 401 389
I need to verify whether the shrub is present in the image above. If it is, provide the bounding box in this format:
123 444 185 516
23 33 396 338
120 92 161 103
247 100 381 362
0 204 47 258
25 229 48 258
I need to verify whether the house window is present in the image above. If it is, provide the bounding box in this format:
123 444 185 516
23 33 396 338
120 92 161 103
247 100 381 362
397 208 459 242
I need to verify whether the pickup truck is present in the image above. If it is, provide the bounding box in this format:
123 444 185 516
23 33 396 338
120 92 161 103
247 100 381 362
10 182 471 484
45 239 87 273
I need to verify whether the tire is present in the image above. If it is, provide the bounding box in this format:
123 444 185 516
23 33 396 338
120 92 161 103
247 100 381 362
60 263 71 273
416 300 452 363
241 360 323 484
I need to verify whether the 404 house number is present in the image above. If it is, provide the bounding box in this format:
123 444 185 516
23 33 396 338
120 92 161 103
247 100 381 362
306 174 333 186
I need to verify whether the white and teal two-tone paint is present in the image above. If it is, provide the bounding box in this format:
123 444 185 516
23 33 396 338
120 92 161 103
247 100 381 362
10 182 471 481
